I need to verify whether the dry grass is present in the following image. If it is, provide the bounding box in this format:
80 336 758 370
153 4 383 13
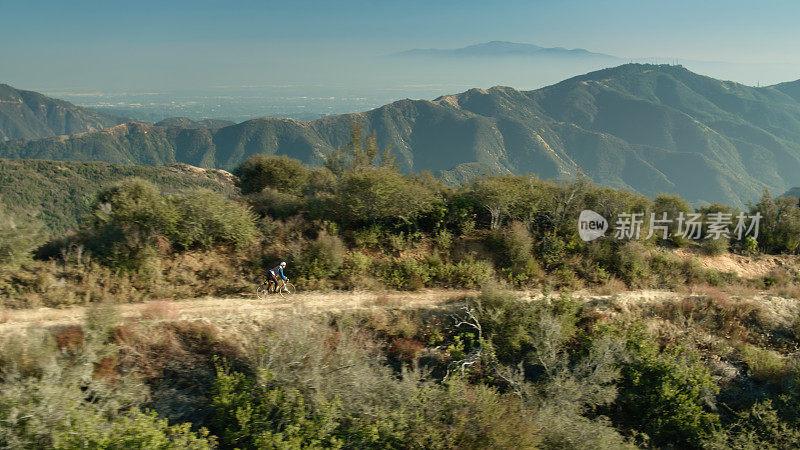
365 308 391 331
692 284 730 304
0 249 255 310
775 284 800 299
595 277 627 296
371 293 404 307
140 300 180 321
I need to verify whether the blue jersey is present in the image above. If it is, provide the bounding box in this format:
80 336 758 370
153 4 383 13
270 265 287 280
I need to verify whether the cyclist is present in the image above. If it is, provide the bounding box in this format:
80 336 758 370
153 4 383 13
267 261 288 293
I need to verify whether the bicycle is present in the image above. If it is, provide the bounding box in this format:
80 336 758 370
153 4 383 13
256 279 296 299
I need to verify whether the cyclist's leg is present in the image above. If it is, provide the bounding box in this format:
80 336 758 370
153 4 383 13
268 273 279 293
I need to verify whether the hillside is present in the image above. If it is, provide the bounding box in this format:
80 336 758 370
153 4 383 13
3 64 800 206
0 158 235 235
0 84 127 141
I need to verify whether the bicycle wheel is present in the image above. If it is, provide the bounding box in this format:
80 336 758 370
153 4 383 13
256 283 271 300
279 282 296 298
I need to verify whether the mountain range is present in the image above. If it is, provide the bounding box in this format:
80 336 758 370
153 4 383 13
2 64 800 206
154 117 236 129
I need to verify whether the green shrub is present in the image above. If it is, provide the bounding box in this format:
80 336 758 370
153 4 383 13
351 225 383 248
432 229 454 252
293 232 345 280
51 410 213 449
92 178 177 235
490 221 541 285
648 251 684 288
344 250 371 275
740 236 759 255
540 232 567 269
171 190 258 251
378 258 429 290
491 221 533 267
246 187 304 218
330 167 440 228
708 400 800 449
552 266 581 290
612 326 720 448
233 154 310 195
0 323 212 449
752 191 800 254
702 237 729 256
614 241 651 288
0 208 42 267
651 194 692 247
66 179 258 272
87 178 176 270
214 316 542 449
739 344 789 384
385 231 412 253
473 288 581 365
211 366 342 449
681 257 707 284
433 257 493 288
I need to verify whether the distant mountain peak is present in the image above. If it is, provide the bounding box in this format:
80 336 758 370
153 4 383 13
391 41 617 59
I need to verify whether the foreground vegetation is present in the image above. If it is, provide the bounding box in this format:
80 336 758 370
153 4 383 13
4 287 800 448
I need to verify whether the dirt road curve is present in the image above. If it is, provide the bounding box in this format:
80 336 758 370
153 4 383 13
0 290 479 334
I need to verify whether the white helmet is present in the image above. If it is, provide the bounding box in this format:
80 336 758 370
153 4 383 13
280 261 287 266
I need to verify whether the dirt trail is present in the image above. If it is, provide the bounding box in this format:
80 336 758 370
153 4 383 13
1 288 705 335
0 290 478 334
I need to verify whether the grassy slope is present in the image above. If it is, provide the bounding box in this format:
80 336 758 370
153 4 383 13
0 158 235 235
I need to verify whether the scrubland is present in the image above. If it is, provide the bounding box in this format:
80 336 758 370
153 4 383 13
3 125 800 448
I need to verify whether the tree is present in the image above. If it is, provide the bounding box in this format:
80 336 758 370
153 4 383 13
652 194 692 246
471 176 525 230
325 121 395 175
752 189 800 253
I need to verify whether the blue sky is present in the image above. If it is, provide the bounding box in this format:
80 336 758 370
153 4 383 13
2 0 799 91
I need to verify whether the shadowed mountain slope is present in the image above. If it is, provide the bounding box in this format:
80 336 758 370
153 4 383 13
0 84 127 141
